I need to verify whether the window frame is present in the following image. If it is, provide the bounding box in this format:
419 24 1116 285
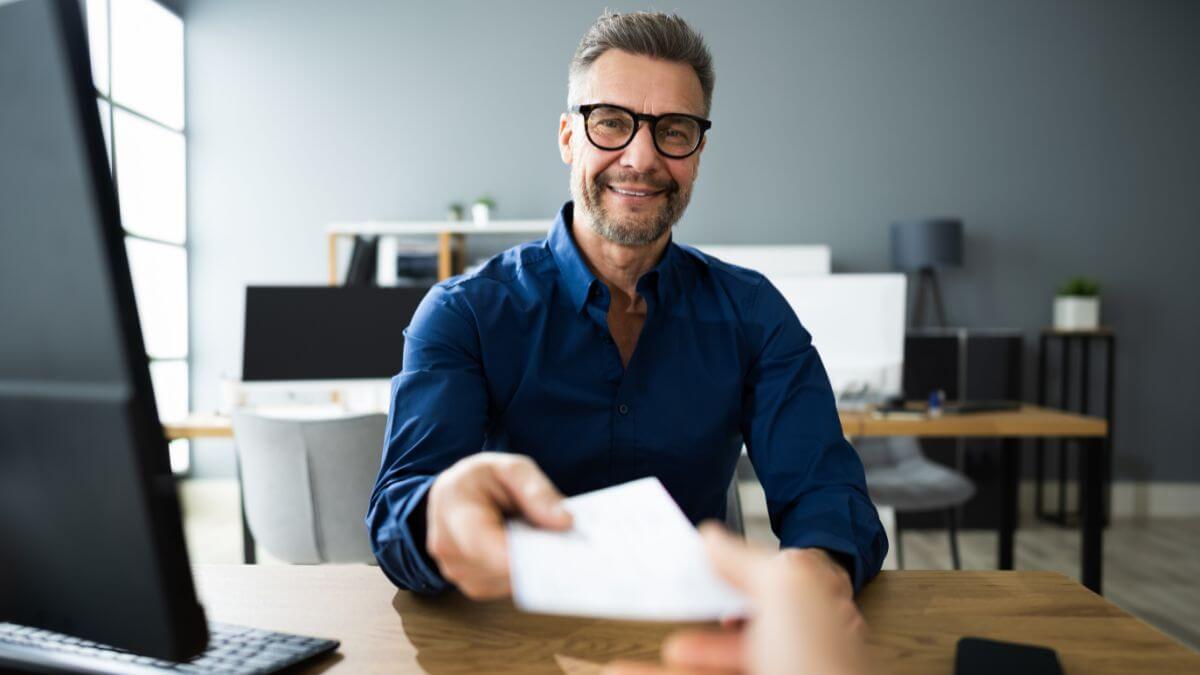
91 0 192 475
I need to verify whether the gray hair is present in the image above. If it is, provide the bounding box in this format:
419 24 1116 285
568 10 714 116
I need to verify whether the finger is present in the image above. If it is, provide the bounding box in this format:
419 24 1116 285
661 629 745 671
443 502 510 584
455 573 510 600
699 522 770 593
601 661 670 675
491 456 573 529
603 661 737 675
718 615 746 631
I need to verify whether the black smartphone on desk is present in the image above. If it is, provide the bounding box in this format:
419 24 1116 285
956 637 1063 675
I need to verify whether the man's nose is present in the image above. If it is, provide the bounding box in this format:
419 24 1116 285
619 122 663 173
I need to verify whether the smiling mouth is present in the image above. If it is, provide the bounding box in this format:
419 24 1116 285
606 185 665 198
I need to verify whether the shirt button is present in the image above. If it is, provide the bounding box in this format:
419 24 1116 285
618 403 629 415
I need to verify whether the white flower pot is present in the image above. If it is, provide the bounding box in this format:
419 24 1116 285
472 203 491 227
1053 296 1100 331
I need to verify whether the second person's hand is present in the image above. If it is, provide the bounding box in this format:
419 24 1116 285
604 523 869 675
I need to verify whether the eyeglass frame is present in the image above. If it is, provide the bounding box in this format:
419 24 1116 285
568 103 712 159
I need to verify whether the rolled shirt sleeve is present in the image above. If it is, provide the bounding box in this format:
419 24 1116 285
365 284 488 594
740 279 889 593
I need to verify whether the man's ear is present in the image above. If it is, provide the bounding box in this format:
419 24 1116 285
558 113 574 165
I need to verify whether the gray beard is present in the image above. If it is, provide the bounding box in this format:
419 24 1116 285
575 170 691 246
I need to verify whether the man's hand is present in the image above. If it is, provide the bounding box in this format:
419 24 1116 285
604 524 869 675
426 453 572 600
791 546 855 601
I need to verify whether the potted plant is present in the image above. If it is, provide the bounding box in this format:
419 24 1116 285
472 195 496 226
447 202 465 221
1053 277 1101 331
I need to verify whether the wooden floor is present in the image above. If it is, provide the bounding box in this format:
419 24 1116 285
179 479 1200 654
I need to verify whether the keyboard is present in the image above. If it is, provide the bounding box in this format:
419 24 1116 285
0 620 338 674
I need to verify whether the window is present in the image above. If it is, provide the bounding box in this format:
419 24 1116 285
88 0 190 474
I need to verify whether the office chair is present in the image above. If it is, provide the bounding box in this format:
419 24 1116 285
230 411 387 564
724 477 745 536
854 437 975 569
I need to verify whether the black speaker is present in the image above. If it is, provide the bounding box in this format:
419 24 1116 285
902 329 1023 529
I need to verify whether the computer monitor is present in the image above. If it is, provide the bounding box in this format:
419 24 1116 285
242 286 427 382
690 244 832 277
0 0 208 661
771 274 908 402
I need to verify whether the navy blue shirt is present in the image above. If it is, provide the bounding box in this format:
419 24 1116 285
366 202 887 594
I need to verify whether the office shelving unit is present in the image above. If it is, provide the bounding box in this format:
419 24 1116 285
1035 328 1116 526
326 220 552 284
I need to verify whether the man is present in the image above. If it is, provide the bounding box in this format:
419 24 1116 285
366 10 887 603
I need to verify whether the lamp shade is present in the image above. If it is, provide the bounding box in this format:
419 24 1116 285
889 218 963 271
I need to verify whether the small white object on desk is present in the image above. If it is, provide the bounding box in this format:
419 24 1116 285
506 477 748 621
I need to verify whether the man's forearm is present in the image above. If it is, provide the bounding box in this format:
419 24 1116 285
365 475 450 594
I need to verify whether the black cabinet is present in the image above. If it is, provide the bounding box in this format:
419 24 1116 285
901 329 1024 530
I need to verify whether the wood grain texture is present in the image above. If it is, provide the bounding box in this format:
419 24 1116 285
327 232 339 285
191 565 1200 674
860 571 1199 674
844 404 1107 438
164 405 1107 442
895 518 1200 652
163 414 234 440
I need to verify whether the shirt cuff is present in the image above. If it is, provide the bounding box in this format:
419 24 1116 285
387 476 450 595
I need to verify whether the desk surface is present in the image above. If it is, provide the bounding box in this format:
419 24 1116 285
166 404 1107 442
841 404 1107 438
193 565 1197 674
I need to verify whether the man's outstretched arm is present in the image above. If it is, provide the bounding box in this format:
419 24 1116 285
740 280 889 593
365 285 571 596
365 285 488 593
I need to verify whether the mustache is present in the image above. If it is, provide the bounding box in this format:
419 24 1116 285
594 171 677 194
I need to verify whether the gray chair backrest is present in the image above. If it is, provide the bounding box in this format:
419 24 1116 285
854 436 924 470
231 411 387 564
724 477 745 536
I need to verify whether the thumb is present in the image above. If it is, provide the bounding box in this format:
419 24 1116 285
493 456 573 530
699 521 770 594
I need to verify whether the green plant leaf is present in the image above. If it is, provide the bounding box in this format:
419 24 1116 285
1058 276 1100 296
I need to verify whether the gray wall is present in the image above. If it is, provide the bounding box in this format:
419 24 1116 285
185 0 1200 480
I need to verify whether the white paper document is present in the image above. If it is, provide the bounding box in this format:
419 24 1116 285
506 477 749 621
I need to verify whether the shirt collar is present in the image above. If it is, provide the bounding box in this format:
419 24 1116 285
549 202 600 314
549 201 682 314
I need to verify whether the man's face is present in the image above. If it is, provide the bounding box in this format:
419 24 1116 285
558 49 707 246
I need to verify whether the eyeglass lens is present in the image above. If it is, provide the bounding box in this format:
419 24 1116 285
586 106 702 157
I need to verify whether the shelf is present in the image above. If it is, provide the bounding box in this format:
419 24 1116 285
326 219 553 284
327 220 552 236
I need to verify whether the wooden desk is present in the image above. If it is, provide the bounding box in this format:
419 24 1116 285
165 404 1105 442
840 404 1106 438
843 405 1109 594
193 565 1200 674
164 414 235 441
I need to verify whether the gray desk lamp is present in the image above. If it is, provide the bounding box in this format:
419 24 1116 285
890 218 963 328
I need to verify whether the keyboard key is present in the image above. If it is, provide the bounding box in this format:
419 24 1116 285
0 620 338 674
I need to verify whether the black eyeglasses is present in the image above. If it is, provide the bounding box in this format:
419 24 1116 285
569 103 711 159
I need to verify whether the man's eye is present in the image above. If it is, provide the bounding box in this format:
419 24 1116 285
661 129 693 143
